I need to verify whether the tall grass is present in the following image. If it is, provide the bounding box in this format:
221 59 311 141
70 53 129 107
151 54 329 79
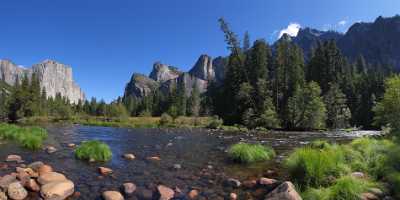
75 140 112 162
0 123 47 150
228 143 275 163
285 145 349 187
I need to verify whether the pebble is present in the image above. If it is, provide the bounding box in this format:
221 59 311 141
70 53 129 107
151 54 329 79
230 192 237 200
123 154 135 160
122 182 136 195
98 167 113 175
102 191 124 200
157 185 175 200
45 146 57 154
188 189 199 199
226 178 241 188
5 155 22 163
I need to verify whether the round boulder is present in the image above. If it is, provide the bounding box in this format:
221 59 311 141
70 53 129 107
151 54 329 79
38 172 67 185
102 191 124 200
7 182 28 200
40 180 75 200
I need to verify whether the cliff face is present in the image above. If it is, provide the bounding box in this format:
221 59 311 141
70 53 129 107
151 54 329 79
124 54 227 98
0 59 85 104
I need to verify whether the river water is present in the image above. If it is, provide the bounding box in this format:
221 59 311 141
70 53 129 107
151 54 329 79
0 125 381 199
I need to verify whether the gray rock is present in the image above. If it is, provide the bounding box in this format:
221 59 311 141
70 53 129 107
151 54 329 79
149 62 181 83
226 178 241 188
27 161 44 171
189 55 214 80
264 181 302 200
122 182 136 195
7 182 28 200
0 174 17 190
124 73 159 98
0 59 85 104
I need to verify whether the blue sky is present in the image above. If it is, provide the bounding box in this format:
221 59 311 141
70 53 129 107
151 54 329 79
0 0 399 102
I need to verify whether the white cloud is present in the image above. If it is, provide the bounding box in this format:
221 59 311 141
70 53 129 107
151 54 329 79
278 23 301 38
338 20 347 26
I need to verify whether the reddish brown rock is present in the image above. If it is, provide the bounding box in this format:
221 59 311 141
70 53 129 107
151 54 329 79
41 180 75 200
98 167 113 175
38 165 53 175
259 177 278 186
157 185 175 200
37 172 67 185
230 193 237 200
25 178 40 192
188 189 199 199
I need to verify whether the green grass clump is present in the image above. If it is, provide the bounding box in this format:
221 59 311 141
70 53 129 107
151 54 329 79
302 187 331 200
75 140 112 162
207 116 223 129
309 140 332 150
228 143 275 163
329 176 375 200
302 176 375 200
0 123 47 150
285 145 349 187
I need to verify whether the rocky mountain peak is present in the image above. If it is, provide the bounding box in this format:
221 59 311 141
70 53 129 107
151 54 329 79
189 54 214 80
0 59 85 103
149 62 182 83
124 73 159 98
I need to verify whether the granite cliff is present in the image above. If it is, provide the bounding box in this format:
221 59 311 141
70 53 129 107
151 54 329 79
0 59 85 103
124 54 226 98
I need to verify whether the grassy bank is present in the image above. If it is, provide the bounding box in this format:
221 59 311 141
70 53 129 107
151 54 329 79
0 123 47 150
285 138 400 199
23 115 231 130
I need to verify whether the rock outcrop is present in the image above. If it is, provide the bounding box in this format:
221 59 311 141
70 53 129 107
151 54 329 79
149 62 181 83
124 54 227 99
0 59 85 103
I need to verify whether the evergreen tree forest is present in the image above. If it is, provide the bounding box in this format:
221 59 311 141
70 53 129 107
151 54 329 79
0 18 394 131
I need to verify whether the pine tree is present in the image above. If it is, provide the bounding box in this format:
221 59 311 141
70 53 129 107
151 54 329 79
187 83 201 117
324 83 351 129
287 82 326 130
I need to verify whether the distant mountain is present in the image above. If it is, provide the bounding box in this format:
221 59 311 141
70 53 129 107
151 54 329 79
289 15 400 70
124 55 227 98
0 59 85 103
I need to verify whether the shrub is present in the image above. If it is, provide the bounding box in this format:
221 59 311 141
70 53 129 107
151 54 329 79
285 145 349 187
309 140 332 150
207 115 223 129
329 176 374 200
159 113 172 126
302 187 331 200
228 143 275 163
0 123 47 150
75 140 112 162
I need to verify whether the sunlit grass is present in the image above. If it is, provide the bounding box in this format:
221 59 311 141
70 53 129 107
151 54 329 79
0 123 47 150
75 140 112 162
228 143 275 163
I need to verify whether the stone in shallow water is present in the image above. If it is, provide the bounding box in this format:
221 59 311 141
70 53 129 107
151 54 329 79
122 182 136 195
264 181 302 200
40 180 75 200
0 174 17 190
5 155 22 163
230 193 238 200
225 178 241 188
45 146 57 154
157 185 175 200
188 189 199 199
27 161 44 171
7 182 28 200
98 167 113 175
38 165 54 175
102 191 124 200
123 154 135 160
38 172 67 185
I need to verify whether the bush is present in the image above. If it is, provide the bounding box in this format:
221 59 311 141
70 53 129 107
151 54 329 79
207 115 223 129
228 143 275 163
75 140 112 162
329 176 374 200
159 113 172 126
0 123 47 150
302 187 331 200
285 145 349 187
309 140 332 150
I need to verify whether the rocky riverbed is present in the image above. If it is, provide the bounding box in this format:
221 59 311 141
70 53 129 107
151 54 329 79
0 125 382 199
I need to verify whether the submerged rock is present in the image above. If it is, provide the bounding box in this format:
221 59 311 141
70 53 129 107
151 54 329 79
45 146 57 154
40 180 74 200
188 189 199 199
122 182 136 195
157 185 175 200
264 181 302 200
98 167 113 175
123 154 135 160
7 182 28 200
102 191 124 200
